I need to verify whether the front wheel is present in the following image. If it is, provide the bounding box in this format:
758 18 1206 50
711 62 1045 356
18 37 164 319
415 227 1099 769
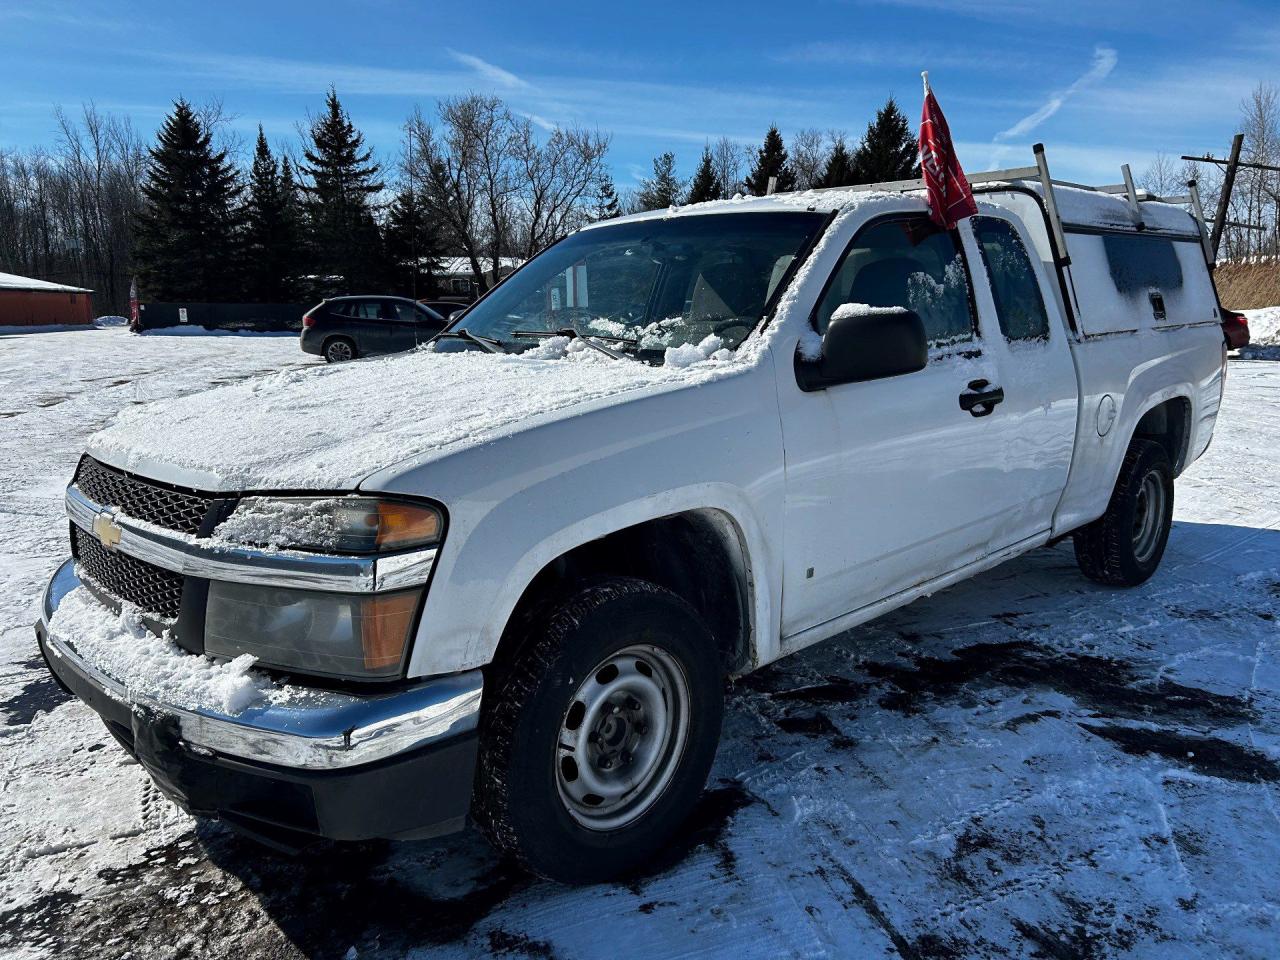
1073 439 1174 586
474 577 724 883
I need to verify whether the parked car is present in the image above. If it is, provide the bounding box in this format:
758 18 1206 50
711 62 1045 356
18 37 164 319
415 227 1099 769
37 160 1233 884
300 295 449 362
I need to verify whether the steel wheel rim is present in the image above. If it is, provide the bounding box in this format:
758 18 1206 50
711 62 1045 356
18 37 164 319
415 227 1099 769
1132 472 1165 564
328 341 352 361
554 643 691 831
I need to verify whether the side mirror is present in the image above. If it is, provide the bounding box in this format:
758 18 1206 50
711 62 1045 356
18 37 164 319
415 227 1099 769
796 306 928 391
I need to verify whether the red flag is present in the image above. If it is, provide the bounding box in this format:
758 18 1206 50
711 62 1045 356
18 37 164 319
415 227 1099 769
918 75 977 230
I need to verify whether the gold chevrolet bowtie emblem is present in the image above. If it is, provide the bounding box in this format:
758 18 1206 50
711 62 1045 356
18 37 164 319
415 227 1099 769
92 512 122 550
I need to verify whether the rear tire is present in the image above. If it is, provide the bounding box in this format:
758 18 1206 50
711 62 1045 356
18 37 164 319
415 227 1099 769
324 337 357 363
1073 439 1173 587
474 577 724 883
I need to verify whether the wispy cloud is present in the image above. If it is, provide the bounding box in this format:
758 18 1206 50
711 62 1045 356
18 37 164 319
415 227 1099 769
447 50 530 90
995 44 1117 141
775 40 1030 72
522 112 556 132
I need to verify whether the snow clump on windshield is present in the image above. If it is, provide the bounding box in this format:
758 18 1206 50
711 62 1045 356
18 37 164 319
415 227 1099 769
664 334 731 369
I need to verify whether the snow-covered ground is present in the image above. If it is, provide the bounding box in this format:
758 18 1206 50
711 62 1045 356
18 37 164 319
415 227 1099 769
1 327 1278 959
1241 307 1280 360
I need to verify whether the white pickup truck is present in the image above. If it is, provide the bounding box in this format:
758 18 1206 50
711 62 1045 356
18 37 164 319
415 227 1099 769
36 150 1242 882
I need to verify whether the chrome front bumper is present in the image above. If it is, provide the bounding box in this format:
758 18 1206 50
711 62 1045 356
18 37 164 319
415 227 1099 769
38 559 483 772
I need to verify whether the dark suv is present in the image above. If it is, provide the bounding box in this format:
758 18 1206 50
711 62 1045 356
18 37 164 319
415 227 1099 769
300 296 449 362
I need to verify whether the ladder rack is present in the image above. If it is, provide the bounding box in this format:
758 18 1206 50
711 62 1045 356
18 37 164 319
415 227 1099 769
781 142 1216 266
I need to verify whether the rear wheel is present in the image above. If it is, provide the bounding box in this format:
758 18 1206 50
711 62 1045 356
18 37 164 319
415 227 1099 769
474 577 723 883
324 337 356 363
1073 439 1174 586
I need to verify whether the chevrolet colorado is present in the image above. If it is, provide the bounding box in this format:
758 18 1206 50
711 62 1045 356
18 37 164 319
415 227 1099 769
35 154 1235 882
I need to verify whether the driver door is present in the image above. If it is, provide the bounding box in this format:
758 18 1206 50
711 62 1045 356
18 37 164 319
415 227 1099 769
775 212 1015 640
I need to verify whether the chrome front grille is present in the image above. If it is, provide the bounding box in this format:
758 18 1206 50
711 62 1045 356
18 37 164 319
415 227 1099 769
73 456 215 536
72 525 184 621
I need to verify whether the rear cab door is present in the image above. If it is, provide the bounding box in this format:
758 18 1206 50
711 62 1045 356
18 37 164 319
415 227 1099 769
957 209 1079 549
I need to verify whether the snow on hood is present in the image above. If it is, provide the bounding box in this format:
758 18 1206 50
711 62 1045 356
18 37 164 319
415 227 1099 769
88 341 746 492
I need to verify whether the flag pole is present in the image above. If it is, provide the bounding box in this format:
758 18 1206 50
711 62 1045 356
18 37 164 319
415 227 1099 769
921 70 930 96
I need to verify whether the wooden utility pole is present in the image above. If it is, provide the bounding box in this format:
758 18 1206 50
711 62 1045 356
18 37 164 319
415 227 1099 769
1210 133 1244 257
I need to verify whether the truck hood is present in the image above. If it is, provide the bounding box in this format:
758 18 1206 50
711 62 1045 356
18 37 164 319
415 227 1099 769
87 343 742 492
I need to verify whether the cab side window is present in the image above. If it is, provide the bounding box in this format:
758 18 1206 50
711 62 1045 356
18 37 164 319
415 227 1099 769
972 217 1050 341
814 217 976 349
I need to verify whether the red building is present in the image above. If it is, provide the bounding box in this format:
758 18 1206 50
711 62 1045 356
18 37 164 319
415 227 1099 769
0 272 93 327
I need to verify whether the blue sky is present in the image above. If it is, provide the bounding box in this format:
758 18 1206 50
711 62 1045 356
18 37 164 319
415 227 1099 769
2 0 1276 188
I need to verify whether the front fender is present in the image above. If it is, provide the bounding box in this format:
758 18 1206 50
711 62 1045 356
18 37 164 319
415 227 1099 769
454 485 772 674
365 358 787 677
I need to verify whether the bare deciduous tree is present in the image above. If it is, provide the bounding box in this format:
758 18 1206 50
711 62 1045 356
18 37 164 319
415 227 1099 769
789 128 828 191
407 94 608 290
0 104 144 314
711 136 749 197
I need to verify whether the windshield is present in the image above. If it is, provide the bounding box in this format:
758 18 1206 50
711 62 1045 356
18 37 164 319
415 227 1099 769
438 211 825 359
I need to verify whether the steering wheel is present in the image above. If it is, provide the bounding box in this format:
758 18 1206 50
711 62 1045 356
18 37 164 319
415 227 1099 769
709 318 751 336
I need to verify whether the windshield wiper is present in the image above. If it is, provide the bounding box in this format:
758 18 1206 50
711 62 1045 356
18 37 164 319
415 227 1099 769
435 328 508 354
513 327 634 360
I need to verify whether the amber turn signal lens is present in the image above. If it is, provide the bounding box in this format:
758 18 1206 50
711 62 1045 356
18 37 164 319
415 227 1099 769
375 502 442 550
359 589 423 670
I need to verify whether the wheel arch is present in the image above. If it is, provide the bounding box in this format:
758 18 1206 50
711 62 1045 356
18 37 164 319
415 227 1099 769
1131 394 1192 476
487 506 762 681
322 334 357 358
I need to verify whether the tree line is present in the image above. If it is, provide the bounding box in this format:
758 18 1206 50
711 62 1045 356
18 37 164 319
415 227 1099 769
0 89 925 315
632 98 920 210
9 81 1275 317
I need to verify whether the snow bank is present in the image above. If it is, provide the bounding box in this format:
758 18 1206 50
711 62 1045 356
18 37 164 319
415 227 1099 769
47 587 271 715
93 316 129 328
1240 305 1280 359
137 326 296 338
1243 306 1280 345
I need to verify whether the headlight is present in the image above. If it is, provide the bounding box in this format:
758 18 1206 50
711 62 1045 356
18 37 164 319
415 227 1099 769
216 496 442 554
205 581 421 679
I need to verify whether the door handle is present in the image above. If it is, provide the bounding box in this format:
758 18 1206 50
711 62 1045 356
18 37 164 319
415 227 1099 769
959 379 1005 417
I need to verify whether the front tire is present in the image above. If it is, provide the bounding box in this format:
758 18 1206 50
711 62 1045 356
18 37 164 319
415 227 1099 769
474 577 724 883
1073 439 1174 586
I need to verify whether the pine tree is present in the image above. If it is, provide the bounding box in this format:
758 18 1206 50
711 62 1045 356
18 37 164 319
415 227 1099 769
746 127 796 196
686 146 724 204
851 97 920 184
242 127 302 302
591 173 622 221
635 152 685 210
134 99 244 301
279 155 304 269
816 137 857 188
300 89 385 293
383 186 444 298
